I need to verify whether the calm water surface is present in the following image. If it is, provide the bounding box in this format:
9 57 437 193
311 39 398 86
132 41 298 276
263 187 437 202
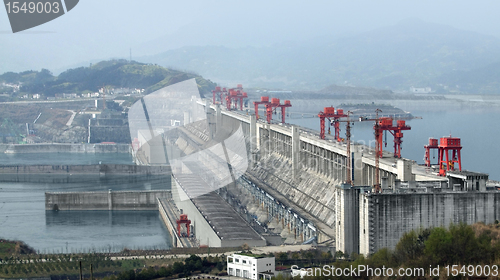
0 153 172 253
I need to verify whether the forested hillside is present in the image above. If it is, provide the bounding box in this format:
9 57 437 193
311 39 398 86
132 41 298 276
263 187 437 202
0 60 216 97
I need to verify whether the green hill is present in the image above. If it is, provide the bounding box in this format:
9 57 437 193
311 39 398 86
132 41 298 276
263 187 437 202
0 59 216 97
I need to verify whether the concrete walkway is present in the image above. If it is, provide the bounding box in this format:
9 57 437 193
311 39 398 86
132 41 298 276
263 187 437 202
66 110 76 126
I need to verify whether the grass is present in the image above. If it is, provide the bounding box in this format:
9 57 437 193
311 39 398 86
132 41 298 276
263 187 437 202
0 254 147 278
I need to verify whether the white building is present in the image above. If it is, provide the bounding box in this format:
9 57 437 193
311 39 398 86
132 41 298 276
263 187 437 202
227 253 275 280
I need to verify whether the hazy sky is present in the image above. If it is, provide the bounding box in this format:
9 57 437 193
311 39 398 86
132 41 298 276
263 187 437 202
1 0 500 73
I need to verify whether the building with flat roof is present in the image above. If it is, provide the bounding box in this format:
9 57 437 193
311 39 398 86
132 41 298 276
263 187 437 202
227 253 275 280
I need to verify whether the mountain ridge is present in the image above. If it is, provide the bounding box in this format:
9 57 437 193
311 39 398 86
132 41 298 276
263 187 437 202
139 19 500 93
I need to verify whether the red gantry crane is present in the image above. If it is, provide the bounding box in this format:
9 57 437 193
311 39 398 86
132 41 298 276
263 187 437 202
212 86 222 104
424 138 439 167
177 214 191 237
219 84 248 111
438 136 462 176
359 110 419 192
253 96 270 120
277 100 292 124
318 107 348 140
423 136 462 176
316 108 354 184
253 97 291 124
266 98 280 123
372 118 411 159
226 84 248 111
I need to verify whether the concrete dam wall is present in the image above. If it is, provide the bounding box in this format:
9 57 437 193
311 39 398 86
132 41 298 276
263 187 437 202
45 190 172 211
0 143 131 154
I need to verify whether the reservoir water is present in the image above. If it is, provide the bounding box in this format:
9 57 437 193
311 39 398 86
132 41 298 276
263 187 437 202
0 153 172 253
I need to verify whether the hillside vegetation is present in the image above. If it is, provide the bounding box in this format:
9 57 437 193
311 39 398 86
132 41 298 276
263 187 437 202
323 222 500 279
0 59 216 97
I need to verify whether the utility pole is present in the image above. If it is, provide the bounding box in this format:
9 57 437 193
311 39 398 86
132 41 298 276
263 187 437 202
373 109 382 193
345 111 353 185
79 261 83 280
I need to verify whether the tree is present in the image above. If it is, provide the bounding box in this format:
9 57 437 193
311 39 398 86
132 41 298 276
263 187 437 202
334 250 345 260
159 267 172 277
173 262 183 274
448 223 478 264
368 248 397 268
277 252 288 265
424 227 452 266
216 261 223 271
394 230 419 264
117 269 135 280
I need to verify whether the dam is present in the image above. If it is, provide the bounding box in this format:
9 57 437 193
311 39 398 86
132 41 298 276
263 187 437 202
128 80 499 256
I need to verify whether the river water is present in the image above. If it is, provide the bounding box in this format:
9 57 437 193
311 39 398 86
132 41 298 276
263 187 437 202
0 153 172 253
